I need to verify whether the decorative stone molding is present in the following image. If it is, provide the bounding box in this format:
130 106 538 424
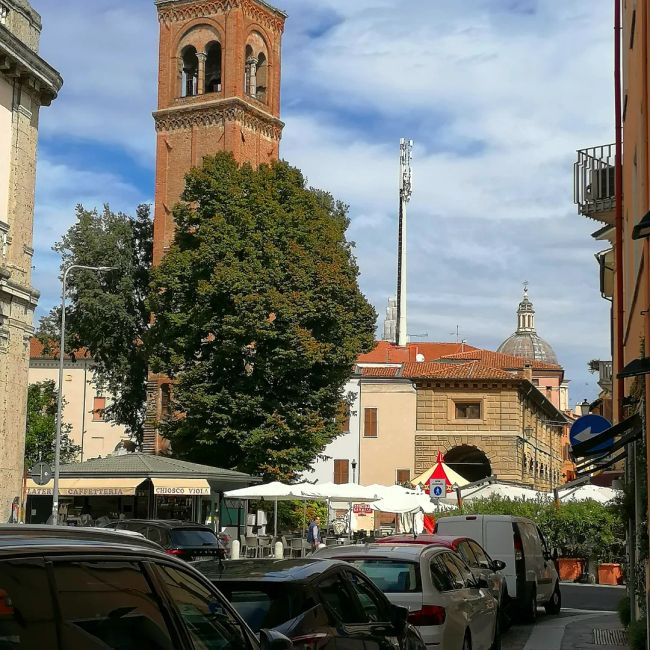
154 98 284 140
156 0 285 34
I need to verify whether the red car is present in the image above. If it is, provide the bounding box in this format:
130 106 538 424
378 534 508 608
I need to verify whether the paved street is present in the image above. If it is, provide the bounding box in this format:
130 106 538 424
502 585 626 650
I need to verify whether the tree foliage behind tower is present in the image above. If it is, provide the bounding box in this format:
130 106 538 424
39 204 153 442
149 153 376 479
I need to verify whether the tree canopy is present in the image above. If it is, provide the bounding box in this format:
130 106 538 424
25 380 79 469
39 204 153 441
149 153 376 479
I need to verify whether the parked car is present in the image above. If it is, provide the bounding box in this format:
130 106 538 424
377 535 507 607
0 525 293 650
0 523 160 550
102 518 227 561
435 515 561 621
314 543 500 650
194 557 427 650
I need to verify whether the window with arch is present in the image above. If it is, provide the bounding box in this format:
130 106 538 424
181 45 199 97
244 32 270 104
204 41 222 93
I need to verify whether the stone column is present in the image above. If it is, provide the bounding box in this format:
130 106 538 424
197 52 207 95
246 56 257 98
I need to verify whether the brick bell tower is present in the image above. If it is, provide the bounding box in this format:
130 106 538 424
144 0 286 452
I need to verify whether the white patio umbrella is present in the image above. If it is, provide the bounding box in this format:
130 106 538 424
370 493 456 515
556 484 620 504
301 483 381 535
461 482 545 502
224 481 315 537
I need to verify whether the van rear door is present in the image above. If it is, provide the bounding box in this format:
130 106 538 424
483 519 517 599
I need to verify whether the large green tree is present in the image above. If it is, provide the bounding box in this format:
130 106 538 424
39 204 153 442
25 380 79 468
149 153 376 479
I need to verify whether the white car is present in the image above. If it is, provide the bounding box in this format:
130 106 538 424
314 543 500 650
435 515 561 622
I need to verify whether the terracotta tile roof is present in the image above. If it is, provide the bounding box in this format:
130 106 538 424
401 361 517 381
359 366 401 378
439 349 562 371
358 341 478 364
30 337 90 361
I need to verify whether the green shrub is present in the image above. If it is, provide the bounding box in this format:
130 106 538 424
618 596 631 628
629 617 647 650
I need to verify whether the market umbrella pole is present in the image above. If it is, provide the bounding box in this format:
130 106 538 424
274 498 278 538
302 501 307 557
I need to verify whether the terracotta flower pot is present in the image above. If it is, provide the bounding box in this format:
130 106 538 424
597 563 622 586
557 557 585 582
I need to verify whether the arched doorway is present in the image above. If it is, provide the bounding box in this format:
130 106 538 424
445 445 491 483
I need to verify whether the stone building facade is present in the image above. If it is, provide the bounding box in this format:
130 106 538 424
412 374 566 492
145 0 286 452
0 0 61 517
351 361 566 492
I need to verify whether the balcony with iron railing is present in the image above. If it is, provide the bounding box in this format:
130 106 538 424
574 144 616 224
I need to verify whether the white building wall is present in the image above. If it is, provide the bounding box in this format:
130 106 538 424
305 378 360 484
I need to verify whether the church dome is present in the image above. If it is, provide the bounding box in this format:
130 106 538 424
497 286 559 365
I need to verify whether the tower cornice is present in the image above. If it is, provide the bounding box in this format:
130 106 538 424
153 96 285 140
155 0 286 34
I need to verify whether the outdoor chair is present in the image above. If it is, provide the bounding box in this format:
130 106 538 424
290 537 308 558
257 536 272 558
239 535 248 558
245 536 259 558
281 536 291 557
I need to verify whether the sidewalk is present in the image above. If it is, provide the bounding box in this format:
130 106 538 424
560 613 628 650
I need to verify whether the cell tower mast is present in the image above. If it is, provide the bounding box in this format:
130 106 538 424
396 138 413 347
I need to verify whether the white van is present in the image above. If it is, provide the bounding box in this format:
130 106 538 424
435 515 560 621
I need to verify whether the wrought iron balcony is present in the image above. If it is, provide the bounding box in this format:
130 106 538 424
574 144 616 224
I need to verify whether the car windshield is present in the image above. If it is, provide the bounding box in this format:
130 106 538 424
214 582 307 632
170 528 219 547
346 559 422 593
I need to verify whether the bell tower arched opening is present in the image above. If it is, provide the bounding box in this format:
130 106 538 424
181 45 198 97
204 41 222 93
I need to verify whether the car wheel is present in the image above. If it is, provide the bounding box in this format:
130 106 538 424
490 612 501 650
462 631 471 650
544 582 561 615
521 586 537 623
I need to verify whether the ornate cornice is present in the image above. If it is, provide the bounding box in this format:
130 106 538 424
153 97 284 141
156 0 286 34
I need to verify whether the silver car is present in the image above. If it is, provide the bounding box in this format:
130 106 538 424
314 543 500 650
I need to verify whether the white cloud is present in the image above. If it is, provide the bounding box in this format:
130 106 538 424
31 0 614 403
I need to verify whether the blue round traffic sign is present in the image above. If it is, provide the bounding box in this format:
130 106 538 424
432 485 444 498
570 414 612 453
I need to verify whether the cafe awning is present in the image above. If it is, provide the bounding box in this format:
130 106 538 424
151 478 211 496
26 477 145 497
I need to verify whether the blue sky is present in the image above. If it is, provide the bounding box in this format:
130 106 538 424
33 0 614 405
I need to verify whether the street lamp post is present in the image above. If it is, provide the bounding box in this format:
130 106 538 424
51 264 114 526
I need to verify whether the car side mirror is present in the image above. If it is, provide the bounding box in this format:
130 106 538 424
260 629 294 650
490 559 506 572
476 576 489 589
390 604 409 634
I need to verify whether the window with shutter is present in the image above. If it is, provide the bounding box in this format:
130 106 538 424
364 408 377 437
334 459 349 484
92 397 106 422
396 469 410 484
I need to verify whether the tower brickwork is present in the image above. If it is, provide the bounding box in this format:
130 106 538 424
152 0 285 265
145 0 285 452
0 0 61 516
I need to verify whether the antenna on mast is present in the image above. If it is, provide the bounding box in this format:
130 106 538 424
396 138 413 347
